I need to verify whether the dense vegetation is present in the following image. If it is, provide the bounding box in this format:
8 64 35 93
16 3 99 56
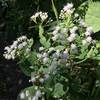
0 0 100 100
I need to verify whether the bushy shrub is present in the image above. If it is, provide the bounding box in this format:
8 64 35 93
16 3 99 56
3 2 100 100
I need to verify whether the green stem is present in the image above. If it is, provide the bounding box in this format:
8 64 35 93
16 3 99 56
74 58 88 65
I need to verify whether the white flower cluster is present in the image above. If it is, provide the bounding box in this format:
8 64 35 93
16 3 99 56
67 26 78 42
82 27 94 45
38 46 69 73
20 89 42 100
37 51 49 64
31 11 48 22
51 26 69 45
32 90 42 100
3 36 31 60
70 43 77 53
79 19 86 27
20 90 30 99
63 3 74 13
59 3 74 19
52 26 60 41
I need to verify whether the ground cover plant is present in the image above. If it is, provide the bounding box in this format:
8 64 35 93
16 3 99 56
2 0 100 100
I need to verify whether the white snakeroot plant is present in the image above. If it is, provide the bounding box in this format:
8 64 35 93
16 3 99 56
3 36 32 60
4 2 100 100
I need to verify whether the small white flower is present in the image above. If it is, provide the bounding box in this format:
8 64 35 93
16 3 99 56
52 35 58 41
86 36 92 43
25 90 30 97
48 47 55 53
10 44 15 49
63 50 68 54
63 3 73 11
74 13 79 17
22 36 27 40
70 33 77 38
39 78 44 83
11 50 16 56
39 47 44 51
13 41 18 46
35 90 41 97
18 44 23 49
86 27 93 33
85 31 91 36
67 36 74 42
62 28 68 33
66 63 70 67
26 48 31 53
71 43 77 50
79 19 85 27
12 55 15 60
3 54 7 59
5 47 11 53
43 52 48 57
73 26 78 31
29 77 36 83
22 42 27 47
4 46 9 50
82 39 87 45
7 55 12 60
20 92 25 99
52 30 58 35
65 48 68 53
92 40 96 44
39 12 48 21
55 26 60 31
44 74 49 80
70 26 78 34
43 57 48 64
96 80 100 84
67 9 74 14
56 50 60 57
17 37 22 42
31 12 39 22
35 12 40 17
37 53 42 59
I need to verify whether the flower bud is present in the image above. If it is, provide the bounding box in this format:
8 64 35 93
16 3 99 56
86 36 92 43
20 92 25 99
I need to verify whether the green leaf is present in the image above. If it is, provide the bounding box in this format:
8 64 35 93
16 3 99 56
51 0 58 21
39 24 44 36
39 24 51 48
17 86 36 100
40 35 51 48
53 83 65 98
28 38 34 48
19 63 32 77
85 2 100 32
28 51 37 65
45 39 51 48
40 35 47 45
39 66 49 73
96 41 100 48
87 47 94 58
93 55 100 60
19 54 36 76
55 46 65 51
77 45 88 59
